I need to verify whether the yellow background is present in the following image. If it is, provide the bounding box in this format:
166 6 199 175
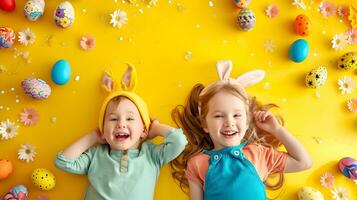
1 0 356 199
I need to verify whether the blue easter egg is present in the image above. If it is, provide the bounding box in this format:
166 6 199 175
51 59 71 85
289 39 309 63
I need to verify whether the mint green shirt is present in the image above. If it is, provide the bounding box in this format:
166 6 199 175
55 128 187 200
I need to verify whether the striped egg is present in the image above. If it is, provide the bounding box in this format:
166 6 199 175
21 78 51 100
237 8 256 31
338 157 357 179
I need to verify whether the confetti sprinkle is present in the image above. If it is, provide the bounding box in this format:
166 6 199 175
184 51 192 61
313 136 322 144
74 75 80 81
263 82 270 89
264 40 275 53
50 117 57 124
208 1 213 7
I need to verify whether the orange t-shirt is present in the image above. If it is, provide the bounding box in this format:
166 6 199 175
186 143 288 189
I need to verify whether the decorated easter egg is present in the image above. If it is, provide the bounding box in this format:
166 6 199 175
24 0 45 21
305 66 327 88
53 1 75 28
289 39 309 62
2 184 29 200
51 59 71 85
21 78 51 99
294 14 311 37
234 0 249 8
337 52 357 71
298 187 324 200
237 8 256 31
338 157 357 179
0 159 13 180
0 27 16 48
31 168 56 190
0 0 16 12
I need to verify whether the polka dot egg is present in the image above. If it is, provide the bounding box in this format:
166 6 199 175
298 187 324 200
21 78 51 100
31 168 56 190
305 66 327 89
337 52 357 71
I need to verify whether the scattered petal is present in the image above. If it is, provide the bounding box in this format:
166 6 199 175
338 76 356 94
331 187 349 200
20 108 40 126
0 65 7 73
331 33 349 50
74 75 80 81
18 144 36 163
80 35 95 51
0 120 19 140
312 136 322 144
110 10 128 28
50 117 57 124
347 98 357 113
265 4 279 18
184 51 192 61
346 28 357 44
18 28 36 46
319 1 336 17
148 0 158 6
292 0 306 10
208 1 213 7
320 172 335 188
264 40 275 53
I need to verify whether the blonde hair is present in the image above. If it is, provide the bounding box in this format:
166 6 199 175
170 83 285 196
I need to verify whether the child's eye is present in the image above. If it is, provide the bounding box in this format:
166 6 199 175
110 118 118 121
234 114 242 118
127 117 134 121
214 115 223 118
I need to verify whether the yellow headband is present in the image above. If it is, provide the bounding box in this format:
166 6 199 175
98 64 150 133
198 60 266 115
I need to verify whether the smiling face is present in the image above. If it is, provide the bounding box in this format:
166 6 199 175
103 97 146 150
203 91 249 150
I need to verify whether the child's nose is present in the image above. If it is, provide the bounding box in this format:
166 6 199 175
116 121 126 128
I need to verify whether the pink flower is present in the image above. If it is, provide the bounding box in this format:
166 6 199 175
320 172 335 188
265 4 279 18
19 108 40 126
319 1 336 17
80 35 95 51
337 5 350 22
346 28 357 44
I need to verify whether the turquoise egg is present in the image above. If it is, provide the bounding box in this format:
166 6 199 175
51 59 71 85
289 39 309 63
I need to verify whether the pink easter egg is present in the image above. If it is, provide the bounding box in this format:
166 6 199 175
338 157 357 180
21 78 51 100
0 27 16 48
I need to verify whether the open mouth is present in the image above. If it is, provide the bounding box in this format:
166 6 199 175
220 130 238 137
114 132 130 140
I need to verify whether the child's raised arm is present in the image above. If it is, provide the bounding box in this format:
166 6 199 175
254 111 313 172
61 130 104 159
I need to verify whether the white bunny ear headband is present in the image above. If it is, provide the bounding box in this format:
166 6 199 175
198 60 265 114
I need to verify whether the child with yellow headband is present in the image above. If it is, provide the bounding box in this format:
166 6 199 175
170 61 312 200
55 64 187 200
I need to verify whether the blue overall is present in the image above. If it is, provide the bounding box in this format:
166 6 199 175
203 141 266 200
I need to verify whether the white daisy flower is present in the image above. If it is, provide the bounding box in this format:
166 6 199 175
110 10 128 28
18 28 36 46
18 144 36 163
347 98 357 113
0 120 19 140
331 33 348 50
292 0 306 10
331 187 349 200
338 76 356 94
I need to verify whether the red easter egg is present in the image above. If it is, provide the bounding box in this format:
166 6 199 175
294 14 311 37
0 0 16 12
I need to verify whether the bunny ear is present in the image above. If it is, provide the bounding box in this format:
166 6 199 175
101 70 115 92
216 60 232 80
236 70 265 87
121 63 137 91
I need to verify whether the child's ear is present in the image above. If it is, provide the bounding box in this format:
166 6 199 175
102 71 114 92
121 63 137 91
141 129 148 139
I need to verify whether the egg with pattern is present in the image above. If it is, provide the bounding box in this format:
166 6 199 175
338 157 357 179
337 52 357 71
31 168 56 190
21 78 51 99
24 0 45 21
294 14 311 37
298 187 324 200
0 27 16 48
305 66 327 89
237 8 256 31
53 1 75 28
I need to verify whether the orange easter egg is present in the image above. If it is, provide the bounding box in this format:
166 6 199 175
0 159 13 180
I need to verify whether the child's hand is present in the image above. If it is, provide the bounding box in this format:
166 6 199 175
147 119 160 139
92 129 106 144
253 111 281 134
